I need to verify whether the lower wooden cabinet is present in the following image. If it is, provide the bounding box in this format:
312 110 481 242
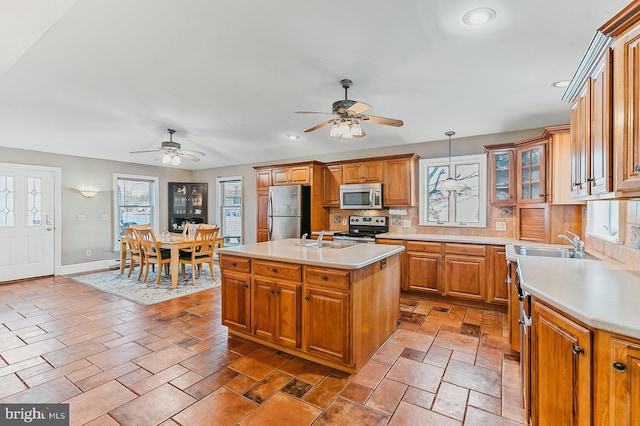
406 243 442 294
507 260 521 353
531 299 592 425
253 279 300 348
443 245 486 301
302 285 350 363
487 246 509 304
221 272 251 333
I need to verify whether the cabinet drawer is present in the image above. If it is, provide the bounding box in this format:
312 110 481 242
406 241 442 253
220 256 251 273
305 267 350 289
254 260 302 282
445 243 486 256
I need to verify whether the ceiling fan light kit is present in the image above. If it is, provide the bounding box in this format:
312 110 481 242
296 78 403 139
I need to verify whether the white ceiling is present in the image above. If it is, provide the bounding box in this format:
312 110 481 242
0 0 629 170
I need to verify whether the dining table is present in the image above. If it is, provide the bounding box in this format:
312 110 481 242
119 232 224 289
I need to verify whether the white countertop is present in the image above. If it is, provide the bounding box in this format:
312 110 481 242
377 232 517 246
506 244 640 340
218 238 404 270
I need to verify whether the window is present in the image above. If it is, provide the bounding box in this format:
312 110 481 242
0 175 15 227
217 176 243 246
418 154 487 227
586 200 624 244
113 174 159 250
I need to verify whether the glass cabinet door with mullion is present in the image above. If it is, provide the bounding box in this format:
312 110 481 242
168 182 208 232
489 149 515 205
517 143 546 204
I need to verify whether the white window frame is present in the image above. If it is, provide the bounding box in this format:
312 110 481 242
112 173 160 251
216 176 243 246
418 154 487 228
586 200 624 244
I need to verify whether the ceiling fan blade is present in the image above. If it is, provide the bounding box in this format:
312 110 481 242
180 152 201 162
362 115 404 127
129 148 163 154
304 119 334 133
295 111 333 115
347 102 371 114
182 149 206 157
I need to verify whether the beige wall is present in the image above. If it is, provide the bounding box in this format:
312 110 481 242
0 127 546 269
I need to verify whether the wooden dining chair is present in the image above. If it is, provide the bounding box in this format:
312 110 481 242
121 226 144 280
179 227 219 285
134 228 172 284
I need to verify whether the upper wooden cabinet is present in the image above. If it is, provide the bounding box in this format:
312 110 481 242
342 161 383 184
383 154 419 206
272 165 310 186
322 164 341 207
487 148 515 205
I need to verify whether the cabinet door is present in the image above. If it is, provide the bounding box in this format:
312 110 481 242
361 161 383 183
257 191 269 243
302 286 349 364
614 27 640 193
487 246 508 305
187 183 207 217
323 165 341 206
531 300 591 426
170 184 188 216
609 337 640 425
253 279 275 340
517 143 546 203
590 51 613 195
342 163 364 184
406 252 442 294
272 167 290 186
508 261 520 352
221 274 251 332
275 281 301 348
289 166 310 185
383 158 416 206
443 254 485 301
256 169 272 189
570 93 591 198
489 149 515 205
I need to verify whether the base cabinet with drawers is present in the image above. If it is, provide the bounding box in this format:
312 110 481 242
400 240 506 306
219 252 401 373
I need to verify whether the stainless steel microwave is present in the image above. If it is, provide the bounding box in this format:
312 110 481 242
339 183 383 209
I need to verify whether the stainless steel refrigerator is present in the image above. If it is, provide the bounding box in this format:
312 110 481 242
267 185 310 241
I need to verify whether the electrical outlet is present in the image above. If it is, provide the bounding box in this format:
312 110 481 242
77 214 86 222
100 214 109 221
85 249 91 257
402 219 411 228
496 221 507 231
342 219 347 226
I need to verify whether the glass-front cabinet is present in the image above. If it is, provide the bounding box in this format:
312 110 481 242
488 149 515 205
168 182 208 232
517 143 546 204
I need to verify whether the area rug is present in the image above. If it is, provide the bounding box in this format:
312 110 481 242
71 265 221 305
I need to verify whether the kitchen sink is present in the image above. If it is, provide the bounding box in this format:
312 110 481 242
299 241 361 249
513 245 599 260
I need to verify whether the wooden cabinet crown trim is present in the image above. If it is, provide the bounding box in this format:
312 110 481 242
600 0 640 36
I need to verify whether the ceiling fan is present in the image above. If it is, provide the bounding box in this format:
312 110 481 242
130 129 205 165
295 79 403 139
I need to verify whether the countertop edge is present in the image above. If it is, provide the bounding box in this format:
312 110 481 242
376 233 517 246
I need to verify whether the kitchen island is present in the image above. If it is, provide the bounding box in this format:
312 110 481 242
218 238 404 373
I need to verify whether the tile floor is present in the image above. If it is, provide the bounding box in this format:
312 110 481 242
0 270 528 425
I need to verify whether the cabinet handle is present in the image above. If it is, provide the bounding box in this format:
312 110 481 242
586 178 594 183
274 290 280 295
321 275 328 281
613 362 627 372
243 284 249 289
380 259 387 269
269 290 274 294
539 193 545 197
634 165 640 173
572 345 585 355
304 296 310 301
271 268 278 273
421 246 426 250
231 262 237 267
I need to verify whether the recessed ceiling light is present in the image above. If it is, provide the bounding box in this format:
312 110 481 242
286 134 300 140
462 7 497 26
552 80 570 88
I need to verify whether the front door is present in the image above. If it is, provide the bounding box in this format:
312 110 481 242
0 165 56 281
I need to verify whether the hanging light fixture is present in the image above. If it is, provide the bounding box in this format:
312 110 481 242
439 131 465 192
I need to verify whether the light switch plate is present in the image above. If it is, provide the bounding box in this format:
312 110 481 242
77 214 86 222
100 214 109 221
402 219 411 228
496 221 507 231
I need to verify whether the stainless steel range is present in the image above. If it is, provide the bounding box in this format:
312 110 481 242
333 215 389 243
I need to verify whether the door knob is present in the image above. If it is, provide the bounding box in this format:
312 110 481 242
46 227 53 231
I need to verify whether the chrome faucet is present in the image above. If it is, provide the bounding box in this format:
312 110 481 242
558 230 585 257
317 230 325 248
301 233 308 246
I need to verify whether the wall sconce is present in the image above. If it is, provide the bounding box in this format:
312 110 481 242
78 189 99 198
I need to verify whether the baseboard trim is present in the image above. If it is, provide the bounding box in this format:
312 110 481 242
60 259 119 275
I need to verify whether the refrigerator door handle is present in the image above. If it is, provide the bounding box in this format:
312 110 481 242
267 193 273 241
